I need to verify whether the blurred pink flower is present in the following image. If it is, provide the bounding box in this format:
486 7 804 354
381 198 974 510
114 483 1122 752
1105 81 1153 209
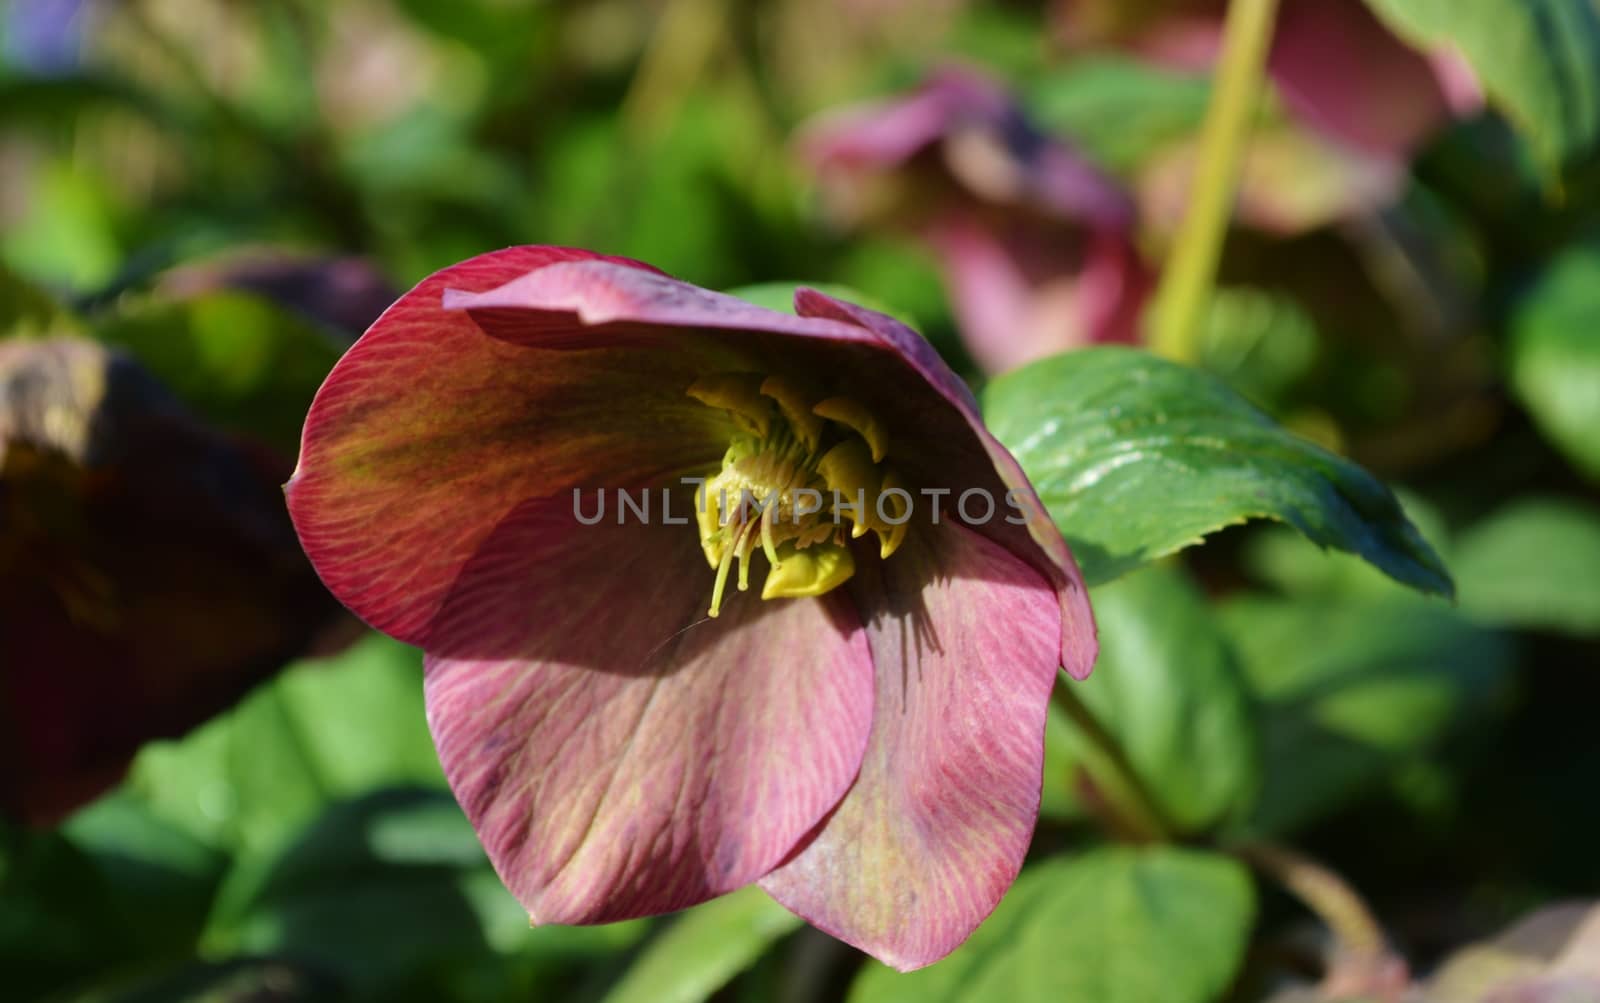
1057 0 1483 233
1419 901 1600 1003
286 245 1097 970
799 66 1152 373
158 251 399 340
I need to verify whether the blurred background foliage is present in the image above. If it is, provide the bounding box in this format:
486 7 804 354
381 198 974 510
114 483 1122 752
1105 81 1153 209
1 0 1599 1001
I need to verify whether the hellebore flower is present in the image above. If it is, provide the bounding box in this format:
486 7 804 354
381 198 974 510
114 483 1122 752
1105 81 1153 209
1424 901 1600 1003
0 338 345 825
798 66 1151 375
1057 0 1483 227
286 246 1097 970
158 251 399 341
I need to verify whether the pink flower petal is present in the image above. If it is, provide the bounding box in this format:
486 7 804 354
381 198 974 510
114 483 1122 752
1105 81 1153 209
297 252 1094 678
760 519 1063 970
424 492 875 924
800 65 1134 228
1107 0 1467 163
1268 0 1454 161
1429 50 1485 118
923 213 1148 373
287 247 731 644
798 81 975 173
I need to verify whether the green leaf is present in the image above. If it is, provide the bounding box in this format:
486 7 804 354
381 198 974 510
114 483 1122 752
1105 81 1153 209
849 847 1254 1003
1219 595 1512 835
62 793 227 954
127 633 444 857
1196 287 1320 411
1242 491 1452 600
980 347 1452 593
0 827 140 997
0 158 124 289
203 791 491 982
1363 0 1600 180
2 798 224 996
602 888 803 1003
1040 699 1086 822
6 639 455 999
1454 498 1600 636
540 100 766 290
1508 245 1600 481
91 290 347 452
1069 566 1260 834
1025 56 1211 174
724 281 917 328
205 789 646 1001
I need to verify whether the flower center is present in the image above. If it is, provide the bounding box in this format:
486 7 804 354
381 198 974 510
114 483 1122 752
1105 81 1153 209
687 373 909 618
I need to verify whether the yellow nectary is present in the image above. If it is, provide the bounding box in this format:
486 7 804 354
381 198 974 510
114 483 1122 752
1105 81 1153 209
687 372 908 617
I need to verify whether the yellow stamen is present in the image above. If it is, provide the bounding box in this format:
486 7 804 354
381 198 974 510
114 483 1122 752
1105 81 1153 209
708 541 737 618
687 372 909 613
760 375 825 452
760 506 779 566
816 438 879 539
814 397 888 462
876 468 910 559
694 476 724 569
687 373 773 438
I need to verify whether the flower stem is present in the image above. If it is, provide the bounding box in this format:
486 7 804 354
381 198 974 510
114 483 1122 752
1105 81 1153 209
621 0 728 139
1148 0 1280 362
1052 671 1174 843
1234 841 1392 960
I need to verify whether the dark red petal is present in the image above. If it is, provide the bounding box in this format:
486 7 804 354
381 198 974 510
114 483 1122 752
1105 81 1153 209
287 246 729 644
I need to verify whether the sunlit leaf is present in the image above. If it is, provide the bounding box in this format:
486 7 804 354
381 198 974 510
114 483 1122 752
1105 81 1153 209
981 346 1452 593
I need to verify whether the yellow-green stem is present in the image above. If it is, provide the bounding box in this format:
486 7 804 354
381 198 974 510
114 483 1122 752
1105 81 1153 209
621 0 728 139
1234 841 1391 958
1148 0 1281 362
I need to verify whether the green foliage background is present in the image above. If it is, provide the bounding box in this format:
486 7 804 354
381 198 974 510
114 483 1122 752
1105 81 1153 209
3 1 1599 1001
